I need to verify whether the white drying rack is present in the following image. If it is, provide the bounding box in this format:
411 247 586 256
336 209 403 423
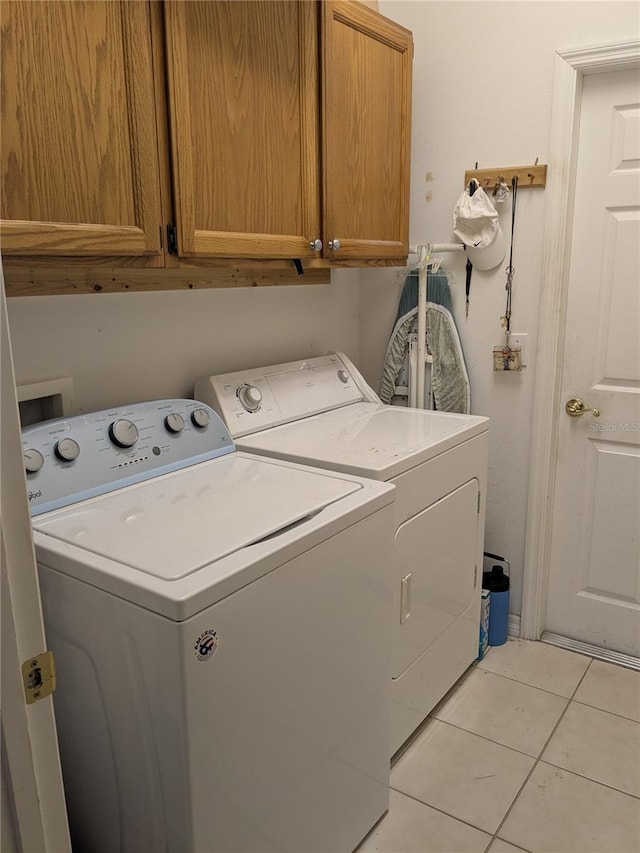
406 242 465 410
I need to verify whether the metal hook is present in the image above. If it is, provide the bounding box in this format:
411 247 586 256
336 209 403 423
528 157 540 182
493 177 510 201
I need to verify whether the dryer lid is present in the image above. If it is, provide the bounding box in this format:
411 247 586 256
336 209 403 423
33 454 361 580
238 403 489 480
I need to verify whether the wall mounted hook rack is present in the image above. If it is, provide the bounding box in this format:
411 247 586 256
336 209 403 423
464 163 547 189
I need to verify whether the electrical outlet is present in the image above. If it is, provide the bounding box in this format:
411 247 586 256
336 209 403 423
509 333 528 366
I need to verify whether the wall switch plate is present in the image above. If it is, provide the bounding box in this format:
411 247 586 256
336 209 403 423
509 333 528 366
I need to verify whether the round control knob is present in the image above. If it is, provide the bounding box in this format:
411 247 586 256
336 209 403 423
238 384 263 412
337 369 349 384
24 448 44 474
55 437 80 463
109 418 139 448
164 412 185 434
191 408 210 429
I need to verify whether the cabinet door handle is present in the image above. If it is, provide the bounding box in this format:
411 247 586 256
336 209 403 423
309 238 322 251
400 573 412 623
328 239 341 250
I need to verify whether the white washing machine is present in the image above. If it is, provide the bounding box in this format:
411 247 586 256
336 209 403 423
195 354 490 755
23 398 395 853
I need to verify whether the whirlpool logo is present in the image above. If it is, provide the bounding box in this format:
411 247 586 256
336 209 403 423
28 489 43 502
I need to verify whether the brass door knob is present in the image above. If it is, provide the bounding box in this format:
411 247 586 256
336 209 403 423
565 398 600 418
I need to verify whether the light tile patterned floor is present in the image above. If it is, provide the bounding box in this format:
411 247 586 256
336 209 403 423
357 638 640 853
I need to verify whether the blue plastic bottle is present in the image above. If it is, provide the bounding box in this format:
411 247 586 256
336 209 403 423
482 565 510 646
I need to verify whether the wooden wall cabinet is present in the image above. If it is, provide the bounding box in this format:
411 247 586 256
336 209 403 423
322 2 413 262
1 0 413 287
163 0 321 262
0 1 164 265
164 0 413 265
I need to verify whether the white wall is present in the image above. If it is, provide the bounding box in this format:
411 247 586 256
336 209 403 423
367 1 640 613
6 1 638 617
7 270 360 413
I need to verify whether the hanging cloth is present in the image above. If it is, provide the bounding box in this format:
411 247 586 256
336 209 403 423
379 269 471 413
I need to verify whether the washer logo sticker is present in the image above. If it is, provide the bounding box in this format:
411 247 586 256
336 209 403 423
194 629 219 662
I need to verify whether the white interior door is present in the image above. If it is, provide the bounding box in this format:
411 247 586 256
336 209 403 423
545 67 640 656
1 269 71 852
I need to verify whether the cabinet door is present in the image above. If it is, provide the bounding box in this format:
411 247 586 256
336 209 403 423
0 1 163 259
322 1 413 261
164 1 321 260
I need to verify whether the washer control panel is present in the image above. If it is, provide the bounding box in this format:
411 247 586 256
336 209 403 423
22 399 233 516
194 353 374 439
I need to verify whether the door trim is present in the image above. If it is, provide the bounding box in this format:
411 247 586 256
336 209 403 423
521 40 640 641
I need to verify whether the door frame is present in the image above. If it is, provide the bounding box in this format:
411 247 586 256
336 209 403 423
521 39 640 641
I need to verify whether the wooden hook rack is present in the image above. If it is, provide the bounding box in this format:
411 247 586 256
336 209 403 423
464 163 547 189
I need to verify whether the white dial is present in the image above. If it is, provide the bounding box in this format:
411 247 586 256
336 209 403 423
191 408 210 429
24 448 44 474
164 413 185 434
238 384 262 412
55 437 80 462
109 418 139 448
337 369 349 384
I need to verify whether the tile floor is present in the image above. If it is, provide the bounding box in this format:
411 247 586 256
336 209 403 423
357 638 640 853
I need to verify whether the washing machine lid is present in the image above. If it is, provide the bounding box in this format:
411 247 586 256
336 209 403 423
237 402 489 480
33 453 361 582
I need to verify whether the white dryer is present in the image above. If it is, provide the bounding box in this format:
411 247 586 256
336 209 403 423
195 354 490 755
23 399 395 853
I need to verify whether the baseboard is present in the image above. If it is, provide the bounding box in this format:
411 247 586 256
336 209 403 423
541 631 640 671
504 619 639 671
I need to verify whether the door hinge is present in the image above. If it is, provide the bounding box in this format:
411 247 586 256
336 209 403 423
474 565 478 587
22 651 56 705
167 223 178 255
477 490 481 514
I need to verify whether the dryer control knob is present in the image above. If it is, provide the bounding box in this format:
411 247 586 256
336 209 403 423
191 408 210 429
24 448 44 474
55 437 80 462
237 384 262 412
164 413 185 434
337 369 349 384
109 418 139 448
